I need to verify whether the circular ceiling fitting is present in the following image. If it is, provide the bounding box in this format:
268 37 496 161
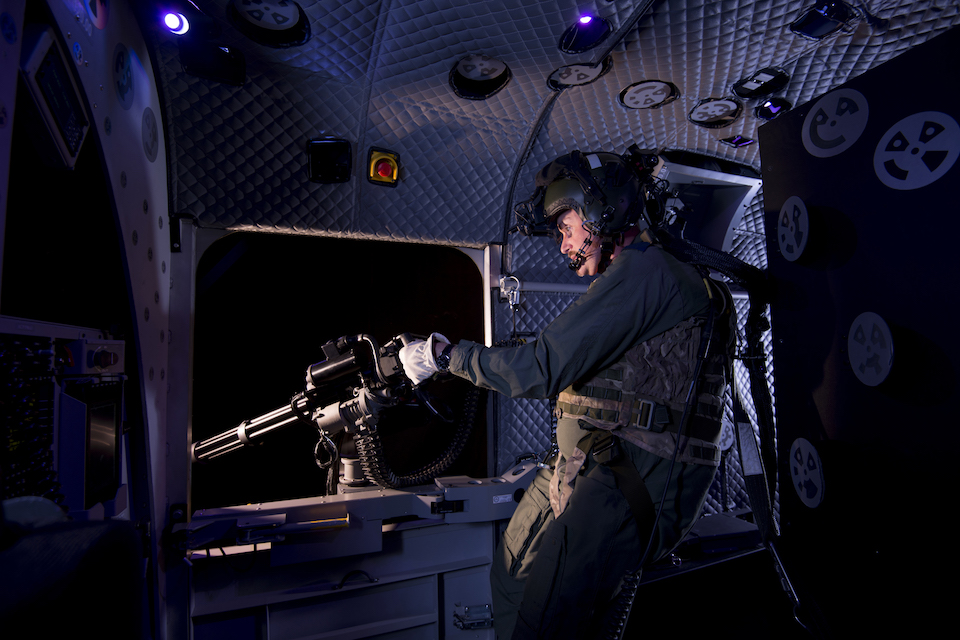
558 14 611 54
548 58 612 90
450 54 511 100
228 1 310 48
688 97 742 129
619 80 680 109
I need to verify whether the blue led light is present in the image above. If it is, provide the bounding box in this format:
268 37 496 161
164 12 190 35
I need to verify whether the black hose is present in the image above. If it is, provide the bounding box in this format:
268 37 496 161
354 385 481 489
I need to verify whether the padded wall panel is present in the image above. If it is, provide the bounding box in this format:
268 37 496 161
154 1 960 246
759 26 959 636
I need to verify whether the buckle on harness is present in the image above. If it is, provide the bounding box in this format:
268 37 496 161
636 399 654 430
591 434 620 464
636 399 671 433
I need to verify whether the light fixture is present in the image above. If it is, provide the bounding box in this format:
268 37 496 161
790 1 857 40
733 67 790 99
720 135 755 148
164 2 245 85
163 12 190 35
559 14 611 54
756 97 791 121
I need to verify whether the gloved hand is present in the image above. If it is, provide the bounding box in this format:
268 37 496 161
399 333 449 386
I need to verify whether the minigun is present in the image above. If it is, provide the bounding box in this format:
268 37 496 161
190 333 478 490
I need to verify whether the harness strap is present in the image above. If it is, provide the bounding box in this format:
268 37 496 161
577 431 658 549
557 394 721 441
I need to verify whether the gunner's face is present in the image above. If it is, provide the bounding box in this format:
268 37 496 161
557 210 601 277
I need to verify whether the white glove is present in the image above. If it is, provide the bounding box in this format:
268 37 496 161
399 333 449 386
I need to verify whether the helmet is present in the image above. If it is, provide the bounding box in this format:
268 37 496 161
513 147 662 241
541 151 641 236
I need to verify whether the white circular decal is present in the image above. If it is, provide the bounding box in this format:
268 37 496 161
790 438 824 509
873 111 960 190
620 80 678 109
688 98 741 128
848 311 894 387
718 419 735 452
778 196 809 262
801 89 869 158
550 63 604 87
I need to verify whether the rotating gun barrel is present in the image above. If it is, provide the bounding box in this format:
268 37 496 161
190 333 413 464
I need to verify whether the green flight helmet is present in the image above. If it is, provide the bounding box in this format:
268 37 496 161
539 151 645 237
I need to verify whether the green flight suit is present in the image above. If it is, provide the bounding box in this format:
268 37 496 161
449 241 724 639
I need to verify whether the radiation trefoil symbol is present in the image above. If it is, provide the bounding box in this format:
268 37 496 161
847 311 894 387
790 438 824 509
802 89 869 158
873 111 960 190
458 54 505 80
778 196 809 262
241 1 299 29
113 43 134 112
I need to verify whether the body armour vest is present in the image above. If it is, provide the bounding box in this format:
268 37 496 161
556 284 735 467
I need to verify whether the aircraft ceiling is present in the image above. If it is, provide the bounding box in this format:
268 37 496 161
148 0 960 247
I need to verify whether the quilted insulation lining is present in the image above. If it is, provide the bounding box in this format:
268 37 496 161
154 0 959 243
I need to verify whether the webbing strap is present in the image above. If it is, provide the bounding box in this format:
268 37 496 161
578 432 658 548
558 395 721 441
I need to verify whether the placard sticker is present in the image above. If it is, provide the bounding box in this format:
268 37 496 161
848 311 894 386
778 196 809 262
790 438 824 509
142 107 159 163
1 12 17 44
873 111 960 190
802 88 869 158
114 43 134 111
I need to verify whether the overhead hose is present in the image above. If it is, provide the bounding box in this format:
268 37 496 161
354 385 481 489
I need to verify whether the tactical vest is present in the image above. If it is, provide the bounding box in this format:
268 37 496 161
555 286 734 467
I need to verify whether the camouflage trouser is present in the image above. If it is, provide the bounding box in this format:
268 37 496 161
490 441 716 639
